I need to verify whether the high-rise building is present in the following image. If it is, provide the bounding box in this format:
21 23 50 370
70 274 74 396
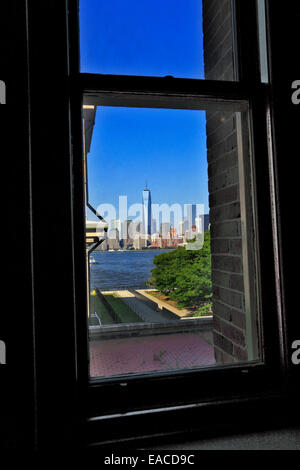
160 222 171 239
142 184 152 237
204 214 210 231
179 221 185 237
121 219 134 248
186 204 197 230
111 218 122 236
151 218 156 234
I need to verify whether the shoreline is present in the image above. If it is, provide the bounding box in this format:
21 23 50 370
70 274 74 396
94 248 174 253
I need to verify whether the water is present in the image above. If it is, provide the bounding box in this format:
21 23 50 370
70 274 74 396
89 250 169 290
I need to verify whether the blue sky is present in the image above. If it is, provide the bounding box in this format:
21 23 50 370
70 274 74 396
79 0 204 78
80 1 209 220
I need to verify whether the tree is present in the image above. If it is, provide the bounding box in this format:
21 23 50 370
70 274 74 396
147 231 212 309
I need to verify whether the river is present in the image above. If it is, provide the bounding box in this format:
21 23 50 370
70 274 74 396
89 250 169 290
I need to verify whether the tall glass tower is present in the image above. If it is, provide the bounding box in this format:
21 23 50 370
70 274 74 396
142 184 152 237
186 204 197 229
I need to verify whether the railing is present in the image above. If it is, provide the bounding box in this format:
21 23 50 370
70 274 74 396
89 316 213 340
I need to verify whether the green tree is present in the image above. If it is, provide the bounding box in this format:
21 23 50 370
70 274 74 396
147 231 212 309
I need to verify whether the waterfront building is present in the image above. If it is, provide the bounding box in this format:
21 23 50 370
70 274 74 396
133 236 147 250
111 218 122 234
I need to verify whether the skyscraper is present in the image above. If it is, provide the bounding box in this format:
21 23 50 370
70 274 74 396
142 184 152 238
160 222 171 239
186 204 197 230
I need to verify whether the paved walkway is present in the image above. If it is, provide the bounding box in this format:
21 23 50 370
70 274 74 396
136 289 192 318
121 297 168 323
90 331 215 377
101 290 169 323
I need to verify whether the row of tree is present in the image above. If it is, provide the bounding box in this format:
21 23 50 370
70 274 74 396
147 231 212 313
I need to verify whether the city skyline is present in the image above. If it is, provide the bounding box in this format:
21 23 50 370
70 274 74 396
87 184 209 244
86 106 209 222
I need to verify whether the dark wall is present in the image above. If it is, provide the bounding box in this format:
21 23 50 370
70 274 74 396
268 0 300 388
0 0 299 449
0 1 35 448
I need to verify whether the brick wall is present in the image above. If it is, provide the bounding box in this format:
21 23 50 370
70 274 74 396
203 0 256 363
202 0 235 81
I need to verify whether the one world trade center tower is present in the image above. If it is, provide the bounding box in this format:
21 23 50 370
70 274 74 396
142 183 152 239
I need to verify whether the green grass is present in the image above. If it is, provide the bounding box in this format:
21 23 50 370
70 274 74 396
103 294 143 323
89 293 115 325
192 302 213 317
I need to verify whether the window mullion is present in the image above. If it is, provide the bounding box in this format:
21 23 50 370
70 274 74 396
75 73 253 102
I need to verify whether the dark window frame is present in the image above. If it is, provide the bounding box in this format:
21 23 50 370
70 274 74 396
23 0 294 447
66 0 287 443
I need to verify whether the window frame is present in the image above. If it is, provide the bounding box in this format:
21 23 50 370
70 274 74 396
67 0 286 444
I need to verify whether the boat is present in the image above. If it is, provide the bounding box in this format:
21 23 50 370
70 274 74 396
89 255 96 264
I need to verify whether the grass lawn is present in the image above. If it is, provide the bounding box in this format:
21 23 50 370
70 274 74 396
90 293 115 325
103 294 143 323
192 303 213 317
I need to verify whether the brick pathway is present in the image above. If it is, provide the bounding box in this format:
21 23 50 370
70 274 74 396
90 332 215 377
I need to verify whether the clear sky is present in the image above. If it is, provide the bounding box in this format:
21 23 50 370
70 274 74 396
80 1 209 220
79 0 205 78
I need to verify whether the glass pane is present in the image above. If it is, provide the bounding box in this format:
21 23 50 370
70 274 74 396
83 101 261 379
257 0 269 83
79 0 236 80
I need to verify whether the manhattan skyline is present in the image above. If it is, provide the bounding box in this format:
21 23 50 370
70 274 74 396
81 0 209 221
86 106 209 222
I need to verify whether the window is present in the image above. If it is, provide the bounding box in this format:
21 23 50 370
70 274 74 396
79 0 236 80
83 101 261 380
68 0 283 441
6 0 298 449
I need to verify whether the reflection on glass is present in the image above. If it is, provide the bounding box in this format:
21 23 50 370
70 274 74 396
79 0 236 81
83 103 260 379
257 0 269 83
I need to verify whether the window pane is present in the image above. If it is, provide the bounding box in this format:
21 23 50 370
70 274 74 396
79 0 236 80
83 102 261 379
257 0 269 83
